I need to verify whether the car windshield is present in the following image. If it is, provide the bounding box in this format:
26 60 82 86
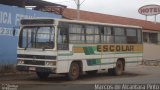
19 26 55 49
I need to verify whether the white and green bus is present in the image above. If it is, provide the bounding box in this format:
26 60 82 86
16 18 143 80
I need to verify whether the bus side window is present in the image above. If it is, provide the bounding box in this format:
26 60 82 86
126 28 137 44
114 27 126 44
69 24 85 44
101 26 114 44
58 23 69 50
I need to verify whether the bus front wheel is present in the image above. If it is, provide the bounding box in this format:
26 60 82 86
67 62 80 80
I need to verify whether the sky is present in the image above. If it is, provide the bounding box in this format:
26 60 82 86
44 0 160 22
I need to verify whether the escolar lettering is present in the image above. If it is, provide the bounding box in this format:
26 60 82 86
97 45 134 52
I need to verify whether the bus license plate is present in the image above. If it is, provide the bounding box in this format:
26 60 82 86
29 67 35 71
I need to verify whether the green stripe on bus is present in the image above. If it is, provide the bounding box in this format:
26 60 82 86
87 59 101 66
58 52 73 56
88 61 140 66
83 46 102 66
102 52 143 54
83 46 96 55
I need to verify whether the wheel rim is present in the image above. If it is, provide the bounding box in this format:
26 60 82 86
116 61 123 75
71 64 79 78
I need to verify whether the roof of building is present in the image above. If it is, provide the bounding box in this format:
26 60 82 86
0 0 66 15
0 0 66 8
62 8 160 31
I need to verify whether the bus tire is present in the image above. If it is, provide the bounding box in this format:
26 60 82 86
67 62 80 80
36 72 49 79
86 70 98 75
113 60 124 76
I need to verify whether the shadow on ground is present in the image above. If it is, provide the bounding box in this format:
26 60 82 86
24 71 147 84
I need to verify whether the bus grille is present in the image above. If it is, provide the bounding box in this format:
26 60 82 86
24 60 45 65
17 54 56 60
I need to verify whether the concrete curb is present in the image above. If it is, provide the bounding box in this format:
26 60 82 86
0 65 34 76
0 71 34 77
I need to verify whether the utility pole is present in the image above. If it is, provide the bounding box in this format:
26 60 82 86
77 0 80 20
74 0 86 20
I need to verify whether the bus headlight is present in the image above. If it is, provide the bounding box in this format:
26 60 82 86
45 61 56 66
17 60 24 64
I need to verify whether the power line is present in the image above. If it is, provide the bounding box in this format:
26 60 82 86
53 0 72 4
80 0 86 5
73 0 86 5
53 0 86 20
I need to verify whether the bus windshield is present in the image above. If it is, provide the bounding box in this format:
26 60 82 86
19 26 55 49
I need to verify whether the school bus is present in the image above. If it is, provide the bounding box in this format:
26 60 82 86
16 18 143 80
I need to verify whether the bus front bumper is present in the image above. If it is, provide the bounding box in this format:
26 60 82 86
16 65 56 73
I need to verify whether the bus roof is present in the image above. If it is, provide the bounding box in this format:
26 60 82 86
21 18 142 29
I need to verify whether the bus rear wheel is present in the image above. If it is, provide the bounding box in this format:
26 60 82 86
114 60 124 75
36 72 49 79
108 60 124 76
67 62 80 80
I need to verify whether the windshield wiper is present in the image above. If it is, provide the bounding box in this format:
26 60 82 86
24 41 31 50
42 42 54 51
42 46 50 51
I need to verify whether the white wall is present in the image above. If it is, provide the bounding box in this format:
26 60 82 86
143 43 160 60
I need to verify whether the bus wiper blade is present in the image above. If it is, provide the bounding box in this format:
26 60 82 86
25 41 31 50
42 47 46 51
42 46 50 51
42 43 53 51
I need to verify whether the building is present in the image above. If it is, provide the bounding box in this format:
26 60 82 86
62 8 160 60
0 0 65 72
0 0 160 72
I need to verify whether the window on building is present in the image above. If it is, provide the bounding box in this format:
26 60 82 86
149 33 158 44
158 33 160 44
143 32 148 43
143 32 158 44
